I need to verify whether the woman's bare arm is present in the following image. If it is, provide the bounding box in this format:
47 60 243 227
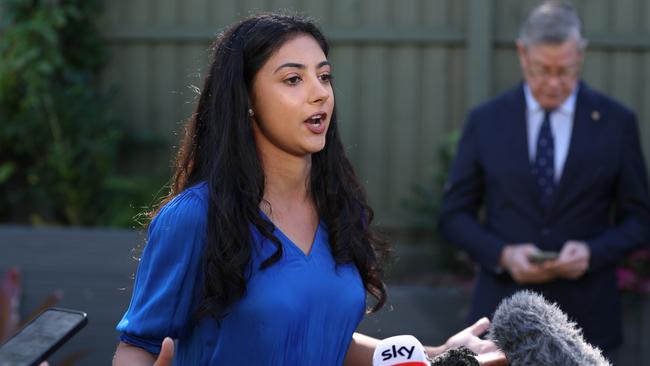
112 338 174 366
343 332 376 366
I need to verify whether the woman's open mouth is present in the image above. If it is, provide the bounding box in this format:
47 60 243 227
304 112 328 134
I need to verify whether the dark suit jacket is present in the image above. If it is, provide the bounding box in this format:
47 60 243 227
439 81 650 350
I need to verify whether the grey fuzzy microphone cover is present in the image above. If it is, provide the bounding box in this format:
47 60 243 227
487 290 611 366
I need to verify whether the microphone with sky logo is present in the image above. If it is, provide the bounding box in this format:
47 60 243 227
372 335 482 366
372 335 431 366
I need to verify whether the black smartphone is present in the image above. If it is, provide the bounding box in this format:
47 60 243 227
0 307 87 366
527 251 559 264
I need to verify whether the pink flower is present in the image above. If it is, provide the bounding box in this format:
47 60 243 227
618 247 650 294
617 267 637 290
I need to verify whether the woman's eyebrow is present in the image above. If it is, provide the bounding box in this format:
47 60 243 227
273 60 330 74
316 61 331 69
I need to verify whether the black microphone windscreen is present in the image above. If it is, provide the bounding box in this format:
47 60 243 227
487 290 610 366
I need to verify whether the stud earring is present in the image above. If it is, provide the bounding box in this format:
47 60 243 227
248 108 254 117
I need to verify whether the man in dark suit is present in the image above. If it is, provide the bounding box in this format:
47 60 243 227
439 0 650 360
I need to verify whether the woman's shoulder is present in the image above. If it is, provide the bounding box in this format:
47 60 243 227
153 181 209 227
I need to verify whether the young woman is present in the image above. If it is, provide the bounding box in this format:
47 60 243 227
112 13 504 366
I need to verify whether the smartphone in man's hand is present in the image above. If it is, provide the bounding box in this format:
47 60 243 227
527 251 559 264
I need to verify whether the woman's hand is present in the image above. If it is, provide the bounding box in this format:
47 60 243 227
444 317 507 366
153 337 174 366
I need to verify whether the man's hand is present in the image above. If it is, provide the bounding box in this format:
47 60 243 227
500 244 556 284
443 318 507 366
544 240 590 280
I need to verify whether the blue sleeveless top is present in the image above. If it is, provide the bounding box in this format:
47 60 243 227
116 182 366 365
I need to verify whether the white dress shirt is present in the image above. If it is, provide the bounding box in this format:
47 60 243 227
524 84 578 183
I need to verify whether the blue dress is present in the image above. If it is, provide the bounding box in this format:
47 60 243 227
116 182 366 365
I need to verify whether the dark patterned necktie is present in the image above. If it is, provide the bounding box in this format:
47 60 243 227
532 109 555 208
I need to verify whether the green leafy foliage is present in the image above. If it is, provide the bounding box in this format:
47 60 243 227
406 129 475 278
0 0 165 227
408 130 461 227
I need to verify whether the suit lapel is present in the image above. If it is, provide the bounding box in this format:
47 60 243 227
506 85 544 211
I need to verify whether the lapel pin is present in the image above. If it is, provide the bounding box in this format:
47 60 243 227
591 110 600 121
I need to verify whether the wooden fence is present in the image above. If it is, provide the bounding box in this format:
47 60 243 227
100 0 650 234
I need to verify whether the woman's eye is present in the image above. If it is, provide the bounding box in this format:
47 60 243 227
319 73 333 83
284 76 301 85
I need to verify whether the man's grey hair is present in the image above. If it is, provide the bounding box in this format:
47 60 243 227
518 0 588 51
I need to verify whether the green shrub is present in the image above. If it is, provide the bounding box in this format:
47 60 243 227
407 129 475 278
0 0 164 227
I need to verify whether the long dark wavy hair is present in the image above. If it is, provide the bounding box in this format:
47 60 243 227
156 13 391 320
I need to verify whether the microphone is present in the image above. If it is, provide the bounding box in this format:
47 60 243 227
372 335 430 366
487 290 611 366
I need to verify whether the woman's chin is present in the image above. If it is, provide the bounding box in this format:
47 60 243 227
304 139 327 154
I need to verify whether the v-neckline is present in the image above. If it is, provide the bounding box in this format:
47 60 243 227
259 210 320 259
274 223 320 259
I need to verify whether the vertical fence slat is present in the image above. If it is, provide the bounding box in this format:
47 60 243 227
125 0 150 26
330 0 362 165
358 47 388 212
356 0 389 211
418 48 447 182
637 0 650 170
492 48 518 95
211 0 239 25
243 0 270 14
613 0 640 32
581 0 609 35
152 0 176 26
611 0 641 112
642 1 650 166
610 51 638 113
421 0 448 26
152 44 177 139
385 52 418 218
271 0 300 11
494 0 520 40
582 50 607 91
419 0 451 188
384 3 419 221
301 1 329 24
448 0 465 30
176 45 208 131
466 0 492 110
448 47 466 132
